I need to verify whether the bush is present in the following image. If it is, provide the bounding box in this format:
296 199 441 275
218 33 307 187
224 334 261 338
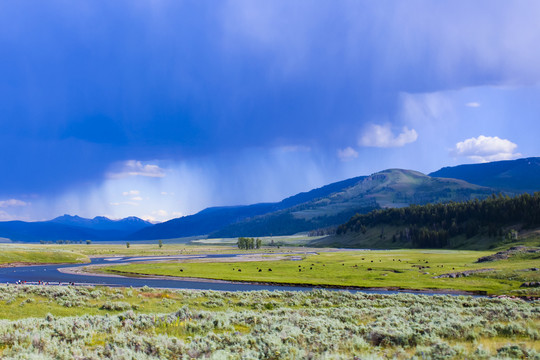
100 301 133 311
0 286 537 359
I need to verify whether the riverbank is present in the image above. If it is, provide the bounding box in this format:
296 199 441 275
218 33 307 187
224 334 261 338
60 263 482 296
2 248 538 297
98 249 540 296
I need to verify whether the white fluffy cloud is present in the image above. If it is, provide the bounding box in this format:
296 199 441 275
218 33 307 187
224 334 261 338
337 147 358 161
107 161 165 179
141 209 172 223
121 190 143 201
454 135 521 163
0 199 28 208
359 124 418 148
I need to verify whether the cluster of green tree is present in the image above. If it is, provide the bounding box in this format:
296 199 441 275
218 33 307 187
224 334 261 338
237 237 262 250
337 192 540 248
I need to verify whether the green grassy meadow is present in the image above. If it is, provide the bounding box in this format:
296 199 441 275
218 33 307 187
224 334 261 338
1 242 539 296
0 243 237 258
0 245 89 265
101 249 540 296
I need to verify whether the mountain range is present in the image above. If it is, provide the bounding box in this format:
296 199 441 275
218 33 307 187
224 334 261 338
127 176 365 240
209 169 495 238
429 157 540 192
1 157 538 242
0 215 152 242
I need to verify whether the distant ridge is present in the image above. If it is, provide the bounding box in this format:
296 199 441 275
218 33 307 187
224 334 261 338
210 169 497 238
0 215 152 242
50 214 152 232
127 176 365 240
429 157 540 193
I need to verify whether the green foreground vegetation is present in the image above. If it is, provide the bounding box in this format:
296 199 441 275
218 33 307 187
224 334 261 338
102 249 540 296
0 285 538 359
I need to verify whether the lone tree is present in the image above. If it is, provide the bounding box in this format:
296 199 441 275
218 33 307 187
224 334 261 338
126 242 130 248
158 239 163 248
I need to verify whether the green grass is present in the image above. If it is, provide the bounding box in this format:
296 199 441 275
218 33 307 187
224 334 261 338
0 245 89 265
0 242 322 265
38 243 239 256
101 249 540 296
38 243 318 257
0 285 538 359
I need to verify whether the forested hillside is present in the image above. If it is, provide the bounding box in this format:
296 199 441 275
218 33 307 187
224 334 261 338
211 169 496 238
319 193 540 249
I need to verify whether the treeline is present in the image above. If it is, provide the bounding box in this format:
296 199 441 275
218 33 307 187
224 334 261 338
237 237 262 250
337 192 540 248
39 239 91 244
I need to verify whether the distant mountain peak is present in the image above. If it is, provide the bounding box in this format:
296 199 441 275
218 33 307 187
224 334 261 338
121 216 152 224
44 214 152 235
93 216 111 221
54 214 83 220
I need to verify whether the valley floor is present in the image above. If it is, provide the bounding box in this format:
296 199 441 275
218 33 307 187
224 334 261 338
98 248 540 297
0 244 539 359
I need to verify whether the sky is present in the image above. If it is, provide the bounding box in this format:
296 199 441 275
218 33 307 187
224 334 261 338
1 1 539 222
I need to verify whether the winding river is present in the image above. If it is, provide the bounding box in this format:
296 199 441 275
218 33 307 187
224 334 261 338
0 254 469 296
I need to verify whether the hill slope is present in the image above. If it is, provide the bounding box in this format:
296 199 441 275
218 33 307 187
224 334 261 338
127 176 365 240
429 157 540 192
210 169 497 238
312 192 540 250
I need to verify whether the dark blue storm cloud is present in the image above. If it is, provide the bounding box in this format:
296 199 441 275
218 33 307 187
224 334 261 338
0 0 539 211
